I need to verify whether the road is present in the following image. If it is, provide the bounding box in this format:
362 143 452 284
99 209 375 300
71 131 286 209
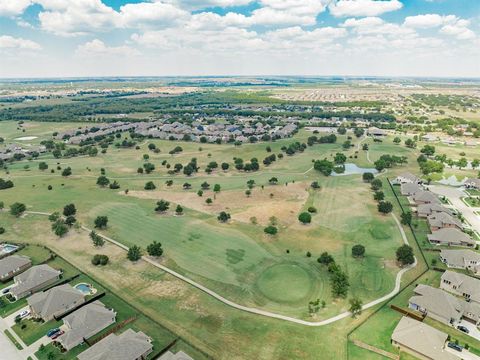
25 211 415 327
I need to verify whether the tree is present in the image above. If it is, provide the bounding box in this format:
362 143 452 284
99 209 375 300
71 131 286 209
298 212 311 224
334 152 347 164
201 181 210 190
247 179 255 189
91 254 109 266
377 201 393 214
373 191 384 201
144 181 156 190
420 145 436 156
217 211 231 223
94 216 108 229
65 215 76 226
109 180 120 189
314 159 334 176
48 212 60 222
349 298 363 317
155 200 170 213
396 245 415 266
90 231 105 247
401 211 412 225
337 126 347 135
96 176 110 187
362 172 374 182
221 162 229 171
311 181 321 189
269 177 278 185
197 190 203 197
352 245 365 258
393 137 401 144
63 203 76 217
52 220 68 237
61 167 72 177
264 226 278 235
10 202 26 217
245 189 251 197
143 162 155 174
38 162 48 171
213 184 221 193
205 198 213 205
317 252 334 266
331 267 349 298
308 206 317 213
175 205 183 215
371 178 383 190
127 245 142 262
147 241 163 257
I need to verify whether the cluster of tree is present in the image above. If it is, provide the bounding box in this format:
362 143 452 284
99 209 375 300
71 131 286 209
147 241 163 257
282 142 306 156
314 159 334 176
115 139 136 148
234 157 260 172
374 154 407 172
417 155 444 175
90 230 105 247
263 154 277 166
61 167 72 177
10 202 26 217
91 254 109 266
168 146 183 155
0 178 14 190
298 212 312 224
307 134 337 146
308 298 326 314
351 244 365 258
94 216 108 229
155 200 170 213
396 245 415 266
317 252 350 298
218 211 231 223
127 245 142 261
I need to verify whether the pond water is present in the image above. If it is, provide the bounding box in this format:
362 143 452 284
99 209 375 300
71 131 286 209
14 136 38 141
332 163 378 176
437 175 468 187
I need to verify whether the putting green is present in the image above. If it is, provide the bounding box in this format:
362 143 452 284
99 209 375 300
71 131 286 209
256 263 314 304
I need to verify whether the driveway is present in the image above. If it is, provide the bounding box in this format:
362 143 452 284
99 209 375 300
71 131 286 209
446 345 480 360
428 185 480 238
4 305 30 327
456 320 480 342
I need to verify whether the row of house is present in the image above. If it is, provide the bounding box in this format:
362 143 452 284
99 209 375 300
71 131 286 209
57 118 298 145
394 172 475 248
0 143 47 161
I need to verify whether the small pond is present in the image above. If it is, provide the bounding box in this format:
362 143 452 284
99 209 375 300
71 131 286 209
332 163 378 176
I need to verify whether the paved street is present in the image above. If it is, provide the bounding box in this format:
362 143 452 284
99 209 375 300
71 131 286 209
456 320 480 342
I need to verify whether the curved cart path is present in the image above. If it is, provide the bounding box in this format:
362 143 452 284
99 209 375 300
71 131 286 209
26 211 416 327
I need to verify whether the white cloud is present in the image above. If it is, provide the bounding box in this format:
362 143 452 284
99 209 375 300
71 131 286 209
0 35 41 50
76 39 140 56
250 0 329 25
404 14 457 28
119 1 189 28
329 0 403 17
0 0 31 16
342 16 413 36
441 22 475 40
168 0 254 10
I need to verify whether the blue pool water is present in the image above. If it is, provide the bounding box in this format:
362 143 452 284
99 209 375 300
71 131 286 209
74 283 92 295
0 244 19 254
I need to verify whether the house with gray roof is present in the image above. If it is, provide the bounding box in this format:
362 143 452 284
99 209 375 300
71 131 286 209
158 350 194 360
416 203 452 218
57 301 116 351
0 255 31 282
10 264 61 300
393 172 421 185
441 270 480 304
440 249 480 274
28 284 85 321
400 183 423 196
391 317 457 360
427 228 475 248
412 190 441 205
367 127 387 137
77 328 152 360
409 284 480 326
428 212 463 231
465 178 480 190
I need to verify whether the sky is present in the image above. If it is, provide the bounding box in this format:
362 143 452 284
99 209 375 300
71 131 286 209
0 0 479 78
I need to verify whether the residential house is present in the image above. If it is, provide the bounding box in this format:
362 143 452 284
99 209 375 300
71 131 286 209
408 284 480 326
416 203 452 218
465 178 480 190
391 316 458 360
412 191 441 205
401 183 423 196
158 351 194 360
427 228 475 247
28 284 86 321
57 301 116 351
441 270 480 304
393 172 421 185
421 134 439 142
77 329 152 360
0 255 31 282
440 249 480 274
10 264 61 300
367 127 387 137
427 212 463 231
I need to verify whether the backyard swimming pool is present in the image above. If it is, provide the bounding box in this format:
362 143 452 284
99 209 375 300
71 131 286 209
74 283 97 295
0 244 19 255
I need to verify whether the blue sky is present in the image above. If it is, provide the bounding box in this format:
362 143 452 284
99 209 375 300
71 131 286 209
0 0 479 77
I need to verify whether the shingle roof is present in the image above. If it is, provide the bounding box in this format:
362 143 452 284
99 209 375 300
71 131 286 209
440 249 480 268
10 264 61 298
397 172 420 183
417 203 452 216
442 270 480 303
391 317 457 360
413 190 441 204
158 351 194 360
400 183 422 195
58 301 116 350
77 329 152 360
0 255 31 278
27 284 85 320
427 228 475 246
428 212 463 229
